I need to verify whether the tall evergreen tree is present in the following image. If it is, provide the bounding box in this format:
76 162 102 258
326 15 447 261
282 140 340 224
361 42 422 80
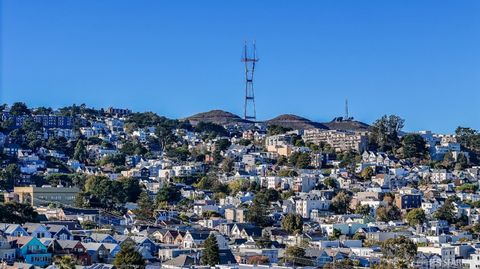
134 191 155 221
201 234 220 266
73 139 88 162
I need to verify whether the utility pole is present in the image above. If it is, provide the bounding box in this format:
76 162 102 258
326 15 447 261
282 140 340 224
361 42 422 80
242 41 259 121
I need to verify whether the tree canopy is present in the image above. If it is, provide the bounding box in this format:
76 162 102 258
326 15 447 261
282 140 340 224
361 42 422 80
281 213 303 235
113 243 145 269
369 115 405 153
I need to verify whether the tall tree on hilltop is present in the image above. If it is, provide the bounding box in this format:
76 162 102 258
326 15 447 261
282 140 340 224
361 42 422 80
369 115 405 153
401 133 427 159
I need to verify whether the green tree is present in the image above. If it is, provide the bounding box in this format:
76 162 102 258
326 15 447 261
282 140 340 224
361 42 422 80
0 163 21 190
245 189 277 227
455 127 480 164
155 123 177 151
221 157 234 173
195 122 228 137
54 255 76 269
323 177 338 189
401 134 427 159
267 125 292 136
369 115 405 152
73 139 88 162
133 191 155 221
215 138 232 152
0 202 38 223
359 167 374 180
9 102 30 116
376 204 402 222
455 153 469 170
155 184 181 205
338 150 361 170
355 204 371 216
289 152 311 169
330 228 342 240
201 234 220 266
433 200 456 224
120 177 142 203
281 213 303 235
283 246 307 265
113 243 145 269
278 169 298 177
46 136 68 152
381 236 417 269
405 208 426 226
81 176 127 211
331 191 352 214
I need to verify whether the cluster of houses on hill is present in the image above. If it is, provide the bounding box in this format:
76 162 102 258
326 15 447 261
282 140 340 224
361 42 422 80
1 104 480 268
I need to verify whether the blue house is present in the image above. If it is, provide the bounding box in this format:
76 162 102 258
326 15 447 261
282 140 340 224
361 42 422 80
8 236 52 267
130 236 157 256
1 224 29 237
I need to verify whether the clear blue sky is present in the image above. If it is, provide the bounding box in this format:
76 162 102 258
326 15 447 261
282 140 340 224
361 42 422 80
1 1 479 133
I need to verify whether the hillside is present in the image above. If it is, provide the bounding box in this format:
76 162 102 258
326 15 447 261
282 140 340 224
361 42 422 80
185 110 252 125
322 118 370 132
266 114 329 130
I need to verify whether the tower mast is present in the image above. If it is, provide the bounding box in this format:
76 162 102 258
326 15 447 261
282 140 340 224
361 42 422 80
242 42 259 121
345 99 349 120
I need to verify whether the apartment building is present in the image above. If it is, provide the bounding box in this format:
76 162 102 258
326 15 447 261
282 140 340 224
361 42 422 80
302 129 368 152
265 134 293 156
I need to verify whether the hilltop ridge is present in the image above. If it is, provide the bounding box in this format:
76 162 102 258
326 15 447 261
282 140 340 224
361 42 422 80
185 110 369 131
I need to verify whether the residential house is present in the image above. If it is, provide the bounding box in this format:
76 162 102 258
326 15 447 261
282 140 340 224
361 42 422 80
8 236 52 267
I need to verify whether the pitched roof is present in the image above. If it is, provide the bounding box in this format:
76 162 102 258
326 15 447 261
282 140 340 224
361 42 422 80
56 240 83 249
22 223 47 233
89 233 116 243
46 224 69 234
162 254 196 267
7 236 35 246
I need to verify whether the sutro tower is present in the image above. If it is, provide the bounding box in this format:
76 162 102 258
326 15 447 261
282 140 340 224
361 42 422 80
242 42 259 121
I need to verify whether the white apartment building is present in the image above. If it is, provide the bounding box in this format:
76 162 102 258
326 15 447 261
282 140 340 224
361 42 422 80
303 129 367 152
295 192 331 219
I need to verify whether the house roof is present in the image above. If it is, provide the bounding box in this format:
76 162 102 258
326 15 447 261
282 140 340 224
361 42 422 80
89 233 116 243
42 221 82 230
62 207 99 215
188 231 210 240
82 242 105 251
2 224 26 235
102 243 120 254
218 249 238 265
56 240 83 249
162 254 196 267
22 223 47 233
46 224 68 234
7 236 35 246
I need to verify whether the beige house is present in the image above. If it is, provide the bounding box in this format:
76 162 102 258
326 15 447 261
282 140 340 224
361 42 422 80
6 185 80 207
